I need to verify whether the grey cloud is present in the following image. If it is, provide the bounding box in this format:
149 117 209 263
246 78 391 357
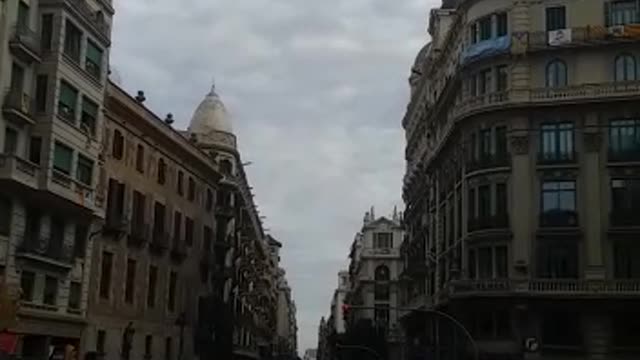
110 0 440 353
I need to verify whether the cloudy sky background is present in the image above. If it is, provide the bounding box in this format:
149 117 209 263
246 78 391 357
111 0 437 353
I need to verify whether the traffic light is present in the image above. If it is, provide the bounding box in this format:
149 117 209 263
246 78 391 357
341 304 351 322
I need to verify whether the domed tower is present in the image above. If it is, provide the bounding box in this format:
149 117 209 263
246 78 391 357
188 83 237 177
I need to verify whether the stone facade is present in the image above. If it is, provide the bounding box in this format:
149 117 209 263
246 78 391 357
401 0 640 359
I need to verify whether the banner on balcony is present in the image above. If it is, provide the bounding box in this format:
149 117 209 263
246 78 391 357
548 29 572 46
461 36 511 65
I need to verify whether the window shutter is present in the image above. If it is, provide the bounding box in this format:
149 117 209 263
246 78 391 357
165 204 174 239
146 194 154 239
194 218 202 249
147 153 155 178
60 82 77 108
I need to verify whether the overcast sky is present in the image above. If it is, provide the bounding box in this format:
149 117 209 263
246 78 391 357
110 0 436 353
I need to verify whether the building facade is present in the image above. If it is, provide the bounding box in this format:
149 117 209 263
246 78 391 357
0 0 113 357
401 0 640 359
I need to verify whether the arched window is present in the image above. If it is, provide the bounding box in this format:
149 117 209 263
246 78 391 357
374 265 390 301
157 158 166 185
615 54 637 82
375 265 390 281
545 59 568 88
112 129 123 159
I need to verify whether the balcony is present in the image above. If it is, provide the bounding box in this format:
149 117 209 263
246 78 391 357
540 210 579 228
8 24 41 63
16 235 72 270
609 148 640 162
149 230 169 255
468 214 510 233
170 239 188 262
103 212 129 236
538 152 576 165
361 247 401 258
449 279 640 298
3 88 35 125
128 223 148 247
528 25 640 53
466 153 510 173
48 170 98 212
0 154 40 190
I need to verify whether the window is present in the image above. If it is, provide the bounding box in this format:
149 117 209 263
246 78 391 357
81 97 98 135
68 282 81 310
546 6 566 31
496 183 507 214
85 41 103 79
97 330 106 354
165 337 172 360
185 217 194 246
136 144 145 173
540 123 574 162
496 65 508 91
50 217 65 257
20 271 35 302
613 312 640 347
469 22 478 44
125 259 136 304
495 246 508 277
0 196 11 236
373 232 393 248
112 130 124 159
496 13 508 36
53 142 73 175
132 191 146 228
220 159 233 174
24 208 41 245
538 241 578 278
479 16 492 41
203 225 212 253
35 75 48 112
73 224 88 258
608 0 639 26
64 20 82 61
611 179 640 214
472 311 511 339
76 155 93 185
375 265 390 281
177 171 184 195
187 177 195 201
495 126 507 156
29 137 41 164
17 1 29 30
374 304 390 327
145 335 153 358
4 127 17 155
468 187 476 223
10 62 24 91
478 185 491 219
614 242 640 278
468 250 477 279
173 211 182 244
480 129 492 158
157 159 166 184
58 81 78 122
41 14 53 50
168 271 177 312
153 202 166 236
205 189 213 211
609 119 640 160
106 179 125 221
541 181 577 227
479 68 492 95
615 54 637 82
479 247 492 279
545 59 568 87
44 276 58 306
147 265 158 307
99 251 113 299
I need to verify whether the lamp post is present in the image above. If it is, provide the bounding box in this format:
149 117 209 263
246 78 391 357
175 313 186 360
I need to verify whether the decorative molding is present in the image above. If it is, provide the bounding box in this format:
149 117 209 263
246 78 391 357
510 135 529 155
583 132 602 153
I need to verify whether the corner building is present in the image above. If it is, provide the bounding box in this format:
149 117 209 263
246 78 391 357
401 0 640 359
0 0 113 357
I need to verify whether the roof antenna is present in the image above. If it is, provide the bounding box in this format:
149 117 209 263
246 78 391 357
209 77 216 96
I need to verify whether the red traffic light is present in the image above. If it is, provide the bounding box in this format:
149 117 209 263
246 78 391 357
341 304 351 317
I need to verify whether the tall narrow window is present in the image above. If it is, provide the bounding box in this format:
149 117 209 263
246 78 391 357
203 225 212 253
187 177 195 201
177 171 184 195
136 144 145 173
495 126 507 157
132 191 146 232
496 65 509 91
68 282 81 310
545 6 566 31
496 183 508 215
125 259 136 304
609 0 639 26
540 123 574 162
96 330 106 355
173 211 182 244
165 337 172 360
99 252 113 299
73 223 88 258
541 181 577 227
40 14 53 51
479 16 492 41
615 54 637 82
496 12 508 36
81 97 98 135
373 232 393 248
29 136 41 164
478 185 491 219
64 20 82 62
479 69 492 95
468 188 476 223
17 1 29 30
11 63 24 91
609 119 640 160
546 59 568 88
50 217 65 257
205 189 213 211
112 130 124 159
145 335 153 358
468 250 477 279
4 127 18 155
157 159 166 184
0 196 11 236
35 75 48 112
43 276 58 305
185 217 194 246
20 271 35 302
147 265 158 307
478 248 493 279
76 155 94 185
58 81 78 122
53 142 73 175
85 41 103 79
168 271 177 312
495 246 508 278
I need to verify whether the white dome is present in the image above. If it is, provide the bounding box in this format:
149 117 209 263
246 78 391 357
188 83 233 135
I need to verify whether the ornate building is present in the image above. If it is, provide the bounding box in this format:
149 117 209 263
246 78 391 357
401 0 640 359
0 0 113 357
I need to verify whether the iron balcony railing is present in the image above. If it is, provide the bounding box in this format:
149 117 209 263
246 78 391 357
468 213 510 232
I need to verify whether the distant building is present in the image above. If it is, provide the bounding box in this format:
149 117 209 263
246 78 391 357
303 348 317 360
